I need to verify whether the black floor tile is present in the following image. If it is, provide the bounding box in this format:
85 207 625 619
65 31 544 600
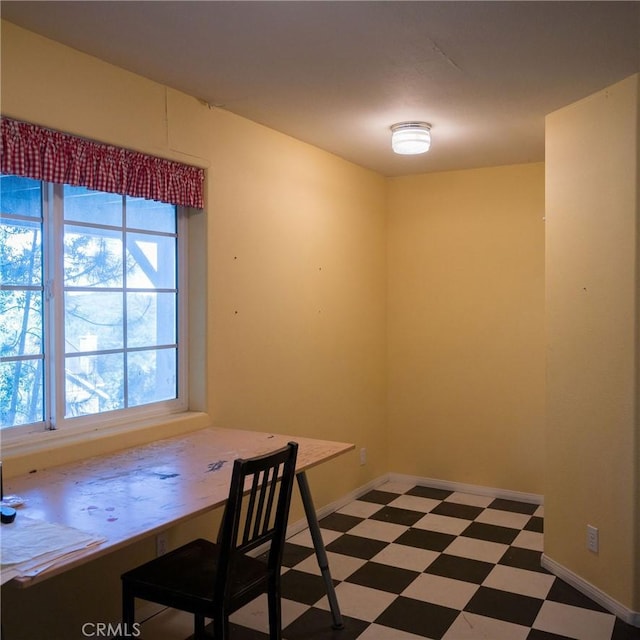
465 586 543 627
525 515 544 532
425 553 495 584
345 561 420 594
394 527 455 552
431 501 485 520
325 533 388 560
546 578 609 613
280 569 336 605
369 505 424 526
318 512 363 532
499 546 548 573
406 485 453 500
358 490 398 505
462 521 520 545
376 596 459 639
283 608 369 640
282 542 316 567
489 498 539 515
611 618 640 639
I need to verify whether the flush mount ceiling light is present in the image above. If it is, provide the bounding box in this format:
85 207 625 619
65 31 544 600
390 122 431 155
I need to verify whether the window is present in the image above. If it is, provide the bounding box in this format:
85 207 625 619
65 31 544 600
0 175 187 434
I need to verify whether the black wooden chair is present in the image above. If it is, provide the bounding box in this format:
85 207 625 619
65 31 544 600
121 442 298 640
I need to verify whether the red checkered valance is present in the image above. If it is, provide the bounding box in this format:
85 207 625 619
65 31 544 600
0 117 204 209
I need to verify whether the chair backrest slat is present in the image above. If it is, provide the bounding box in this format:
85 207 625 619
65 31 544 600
242 473 261 545
262 465 279 534
252 468 270 539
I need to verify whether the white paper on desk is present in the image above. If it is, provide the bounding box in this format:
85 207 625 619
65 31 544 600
0 515 105 584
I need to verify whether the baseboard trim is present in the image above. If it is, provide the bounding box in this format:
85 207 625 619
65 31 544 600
388 472 544 505
541 554 640 628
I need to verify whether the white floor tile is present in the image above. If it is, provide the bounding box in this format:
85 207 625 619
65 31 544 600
315 581 397 622
475 508 531 529
413 512 470 535
443 611 530 640
348 518 408 543
371 542 439 572
292 550 366 581
445 492 494 507
402 572 479 610
378 481 418 495
286 527 342 549
389 494 440 513
445 536 508 563
512 529 544 551
337 500 384 519
483 564 555 599
533 601 616 640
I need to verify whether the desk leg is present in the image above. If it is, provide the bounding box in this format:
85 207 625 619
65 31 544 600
296 471 345 630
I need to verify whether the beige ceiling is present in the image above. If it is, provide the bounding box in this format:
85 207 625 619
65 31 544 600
2 1 639 176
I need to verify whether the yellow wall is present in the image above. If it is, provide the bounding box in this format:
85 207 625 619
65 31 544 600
545 74 639 611
1 22 388 639
387 164 546 494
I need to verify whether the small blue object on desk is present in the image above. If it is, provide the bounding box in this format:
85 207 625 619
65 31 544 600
1 506 17 524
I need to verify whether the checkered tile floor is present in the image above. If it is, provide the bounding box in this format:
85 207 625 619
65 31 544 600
140 481 639 640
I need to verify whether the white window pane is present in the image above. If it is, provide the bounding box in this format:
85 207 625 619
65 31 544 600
126 197 176 233
1 221 42 286
126 233 176 289
65 291 124 352
127 292 176 348
0 359 44 427
65 352 124 417
64 225 123 288
0 175 42 217
0 290 43 357
127 348 176 407
64 185 123 227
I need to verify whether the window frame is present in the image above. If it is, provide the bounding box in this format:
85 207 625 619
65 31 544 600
1 177 189 442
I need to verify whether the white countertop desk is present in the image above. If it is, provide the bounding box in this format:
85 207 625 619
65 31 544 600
2 427 354 628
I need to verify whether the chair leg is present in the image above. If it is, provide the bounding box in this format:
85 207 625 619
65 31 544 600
211 615 228 640
194 614 206 639
122 583 136 635
267 587 282 640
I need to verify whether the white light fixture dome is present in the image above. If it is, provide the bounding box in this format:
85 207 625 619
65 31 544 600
391 122 431 155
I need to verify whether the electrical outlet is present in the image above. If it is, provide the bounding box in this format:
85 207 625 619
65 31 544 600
586 525 599 553
156 533 169 557
359 447 367 466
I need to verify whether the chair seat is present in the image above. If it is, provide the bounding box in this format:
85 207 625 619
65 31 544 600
122 538 269 616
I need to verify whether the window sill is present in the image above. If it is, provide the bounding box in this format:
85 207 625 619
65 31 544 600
1 411 211 477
